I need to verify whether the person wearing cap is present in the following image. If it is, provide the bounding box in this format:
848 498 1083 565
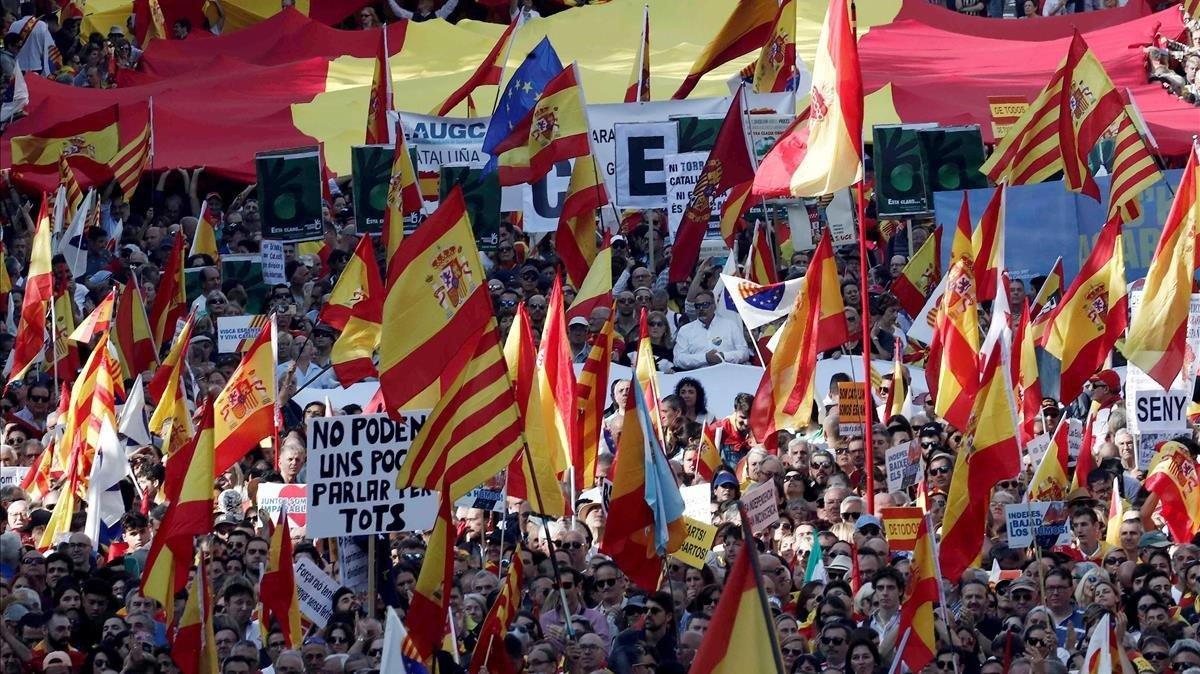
567 316 590 361
1086 369 1123 446
672 289 750 371
1005 576 1041 620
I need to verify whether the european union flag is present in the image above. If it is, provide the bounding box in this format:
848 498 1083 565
481 37 563 157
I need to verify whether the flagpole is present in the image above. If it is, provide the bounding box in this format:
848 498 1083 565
636 4 649 104
520 445 576 640
489 17 524 117
855 189 876 513
148 96 156 173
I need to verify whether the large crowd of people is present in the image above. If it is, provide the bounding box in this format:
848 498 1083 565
0 1 1194 674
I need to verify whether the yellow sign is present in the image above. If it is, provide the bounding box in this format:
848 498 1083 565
881 506 923 552
837 381 867 437
988 95 1030 140
670 517 718 569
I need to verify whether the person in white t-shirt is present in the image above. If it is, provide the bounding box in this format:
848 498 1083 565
672 290 750 370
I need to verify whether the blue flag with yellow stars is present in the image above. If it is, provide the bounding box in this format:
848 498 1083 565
481 37 563 162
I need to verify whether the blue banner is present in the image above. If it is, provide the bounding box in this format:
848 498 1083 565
932 169 1184 284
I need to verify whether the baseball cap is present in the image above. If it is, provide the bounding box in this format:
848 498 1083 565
1007 577 1038 594
1139 531 1172 549
855 515 882 532
611 234 628 245
568 316 588 328
918 423 943 438
1089 369 1120 391
21 509 51 533
213 512 241 530
714 473 738 488
42 652 71 668
3 603 28 622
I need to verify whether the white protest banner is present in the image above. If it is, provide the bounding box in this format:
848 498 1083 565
788 190 858 251
1065 418 1084 461
615 121 678 208
1023 433 1051 472
665 152 727 238
680 484 711 524
306 413 439 538
294 557 339 628
521 159 577 233
1005 501 1070 548
455 487 506 513
747 114 794 162
261 239 286 285
743 480 779 534
785 202 821 253
0 466 28 489
255 482 307 529
1137 432 1173 471
338 537 370 592
884 441 921 492
216 315 269 354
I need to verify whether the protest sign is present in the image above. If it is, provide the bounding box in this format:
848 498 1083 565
1023 433 1051 472
884 441 922 492
221 255 268 313
1065 418 1084 461
790 191 858 251
0 466 28 489
837 382 867 437
746 114 793 162
680 484 711 524
256 147 324 243
306 413 439 538
216 315 269 354
614 122 678 208
665 151 726 237
440 166 501 251
881 507 923 552
294 557 339 628
350 144 412 236
1005 501 1070 548
743 480 779 534
670 518 718 569
988 95 1029 140
261 239 286 285
255 482 307 529
521 159 576 233
338 537 370 592
455 487 506 513
1137 433 1172 471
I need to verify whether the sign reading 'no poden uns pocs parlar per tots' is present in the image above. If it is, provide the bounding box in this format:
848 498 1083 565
306 413 439 539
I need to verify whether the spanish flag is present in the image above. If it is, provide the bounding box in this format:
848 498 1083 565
689 511 785 674
1105 476 1124 549
212 319 277 476
598 345 686 591
556 154 606 288
11 105 120 183
752 0 794 94
534 277 580 488
365 29 393 146
565 245 612 322
625 4 651 103
259 509 303 649
885 338 907 420
890 226 942 317
672 0 777 100
1014 301 1042 442
503 304 566 518
751 0 861 198
1144 440 1200 544
113 279 158 379
468 551 524 674
55 332 117 476
1083 613 1136 674
49 292 79 384
575 305 615 488
9 195 54 384
1031 256 1064 320
173 554 218 674
383 125 424 282
932 258 979 432
189 202 221 265
141 398 214 624
148 229 187 352
395 315 523 502
495 64 591 187
431 18 519 117
70 288 115 344
895 515 938 673
378 188 491 413
940 336 1021 583
971 184 1006 303
1121 142 1197 390
1026 417 1071 502
323 235 385 387
750 229 846 441
697 422 722 481
407 493 454 662
38 440 81 551
1040 220 1126 403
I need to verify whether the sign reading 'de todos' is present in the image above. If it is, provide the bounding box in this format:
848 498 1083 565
306 413 439 538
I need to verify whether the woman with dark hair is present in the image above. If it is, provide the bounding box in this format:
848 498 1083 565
674 376 710 422
84 646 123 674
846 636 884 674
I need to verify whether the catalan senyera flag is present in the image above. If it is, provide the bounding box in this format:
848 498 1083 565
378 188 491 413
323 236 385 387
746 222 779 286
669 90 755 283
383 127 424 283
1014 301 1042 442
752 0 794 94
1105 102 1163 225
173 555 217 674
932 256 980 431
890 226 942 317
468 551 524 674
895 515 938 673
625 4 651 103
598 356 686 591
575 306 615 489
365 30 393 145
431 18 519 116
719 180 753 248
752 0 861 199
57 154 83 223
53 332 115 476
566 244 613 322
940 338 1021 583
141 399 214 625
688 512 785 674
111 102 152 199
503 304 566 517
495 64 590 187
1144 440 1200 544
672 0 777 100
212 319 276 476
1040 220 1127 403
980 32 1122 199
395 316 523 502
259 509 303 649
750 229 847 440
1121 143 1198 390
971 184 1006 303
113 279 158 379
149 229 187 351
189 202 221 264
8 195 54 384
407 493 454 662
1026 416 1071 502
69 288 115 344
556 154 606 288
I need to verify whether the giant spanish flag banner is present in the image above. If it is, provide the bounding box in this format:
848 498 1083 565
1144 440 1200 544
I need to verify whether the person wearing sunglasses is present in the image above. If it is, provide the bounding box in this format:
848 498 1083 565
926 453 955 492
610 591 677 673
816 619 852 670
539 568 611 650
672 289 751 371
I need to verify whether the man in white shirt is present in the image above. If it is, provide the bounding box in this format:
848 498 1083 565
672 290 750 370
6 13 57 76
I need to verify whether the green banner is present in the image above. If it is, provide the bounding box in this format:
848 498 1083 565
256 146 325 243
919 126 988 193
439 166 500 252
221 255 268 314
351 144 392 236
873 125 932 217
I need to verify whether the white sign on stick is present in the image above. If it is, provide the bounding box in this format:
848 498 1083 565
743 480 779 534
294 557 340 628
